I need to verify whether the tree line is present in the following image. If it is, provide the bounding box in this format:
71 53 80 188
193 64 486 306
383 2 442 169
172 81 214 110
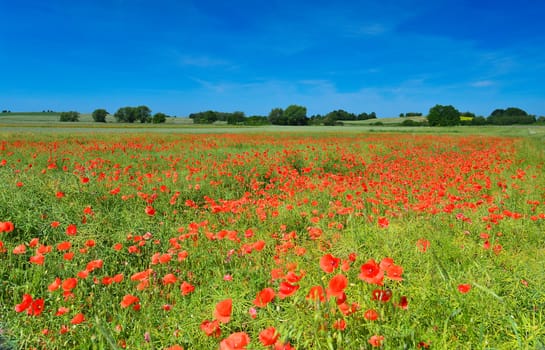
3 103 540 126
425 105 541 126
189 105 377 126
57 106 169 123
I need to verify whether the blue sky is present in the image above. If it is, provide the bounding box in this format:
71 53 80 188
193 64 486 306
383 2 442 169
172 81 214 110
1 0 544 117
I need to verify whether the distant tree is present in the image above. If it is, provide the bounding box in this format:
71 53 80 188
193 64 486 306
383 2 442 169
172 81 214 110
152 112 167 124
244 115 270 125
324 109 356 123
189 110 218 124
92 108 109 123
471 116 487 125
487 107 534 125
399 113 405 117
59 111 80 122
459 111 476 125
358 112 369 120
323 112 338 126
135 106 152 123
227 111 246 125
401 119 420 126
284 105 308 125
268 108 285 125
357 112 377 120
114 107 136 123
427 104 460 126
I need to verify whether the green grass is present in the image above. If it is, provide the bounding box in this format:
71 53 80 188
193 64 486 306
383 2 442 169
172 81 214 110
0 125 545 348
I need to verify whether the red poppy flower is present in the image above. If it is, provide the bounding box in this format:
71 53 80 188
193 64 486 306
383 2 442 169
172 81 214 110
333 319 346 330
252 240 266 251
62 278 78 292
396 296 408 309
29 254 45 265
278 281 299 299
162 273 177 285
371 289 392 303
200 319 221 337
364 309 379 321
57 241 71 251
214 298 232 323
63 252 74 261
70 313 85 325
131 269 153 281
85 259 103 272
48 277 61 292
165 346 184 350
416 238 430 252
319 253 340 273
359 259 384 285
145 206 156 216
368 335 385 347
458 284 471 294
120 294 140 308
180 281 195 295
66 224 77 236
385 263 403 281
12 244 26 255
327 274 348 298
284 271 304 283
259 327 279 346
28 298 45 316
220 332 250 350
55 306 70 316
306 285 325 303
15 293 33 313
254 287 275 307
0 221 14 233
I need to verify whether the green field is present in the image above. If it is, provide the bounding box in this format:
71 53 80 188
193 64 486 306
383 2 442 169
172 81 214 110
2 112 545 138
1 121 544 349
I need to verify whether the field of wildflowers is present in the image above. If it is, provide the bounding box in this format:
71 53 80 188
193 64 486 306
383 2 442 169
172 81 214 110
0 132 544 349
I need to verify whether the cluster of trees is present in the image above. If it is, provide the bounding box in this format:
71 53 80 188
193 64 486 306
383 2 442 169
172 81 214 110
186 106 379 126
1 110 12 113
189 111 246 124
487 108 536 125
268 105 308 125
113 106 168 123
58 106 169 123
426 105 538 126
399 112 423 117
59 111 80 122
309 110 376 125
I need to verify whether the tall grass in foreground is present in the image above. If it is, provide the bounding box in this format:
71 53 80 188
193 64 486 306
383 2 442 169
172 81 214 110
0 132 544 349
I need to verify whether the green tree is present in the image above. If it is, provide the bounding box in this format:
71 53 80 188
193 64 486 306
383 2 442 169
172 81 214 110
92 109 109 123
488 107 534 125
135 106 152 123
189 110 218 124
284 105 308 125
114 107 136 123
268 108 285 125
152 112 167 124
427 104 460 126
227 111 246 125
59 111 80 122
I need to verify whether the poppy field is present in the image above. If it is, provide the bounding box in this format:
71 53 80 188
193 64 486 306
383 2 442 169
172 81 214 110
0 131 544 349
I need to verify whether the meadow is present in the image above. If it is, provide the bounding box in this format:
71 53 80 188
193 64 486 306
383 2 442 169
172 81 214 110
0 124 544 349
